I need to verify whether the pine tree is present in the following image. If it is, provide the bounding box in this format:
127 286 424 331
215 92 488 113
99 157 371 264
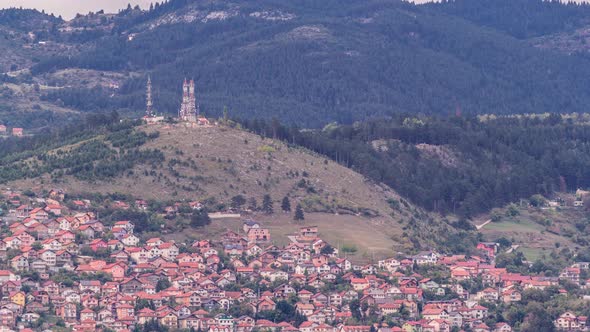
294 204 305 221
262 194 273 214
281 196 291 212
231 195 246 210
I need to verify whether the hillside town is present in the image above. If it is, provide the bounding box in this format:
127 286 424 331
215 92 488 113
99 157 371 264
0 189 585 332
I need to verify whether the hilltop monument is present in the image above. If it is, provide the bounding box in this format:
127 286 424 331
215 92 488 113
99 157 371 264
178 79 210 126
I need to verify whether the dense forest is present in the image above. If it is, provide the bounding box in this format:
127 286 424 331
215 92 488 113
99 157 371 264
427 0 590 39
12 0 590 127
237 114 590 217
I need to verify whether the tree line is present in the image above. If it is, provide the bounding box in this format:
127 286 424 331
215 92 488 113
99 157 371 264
237 114 590 217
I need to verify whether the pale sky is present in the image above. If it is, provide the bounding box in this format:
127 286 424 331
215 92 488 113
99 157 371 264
0 0 154 19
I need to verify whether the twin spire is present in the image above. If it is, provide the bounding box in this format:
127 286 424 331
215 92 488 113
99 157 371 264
145 76 200 123
179 78 199 122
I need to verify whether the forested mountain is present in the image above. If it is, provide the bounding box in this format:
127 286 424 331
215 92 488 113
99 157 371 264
426 0 590 39
0 8 63 32
4 0 590 127
237 113 590 217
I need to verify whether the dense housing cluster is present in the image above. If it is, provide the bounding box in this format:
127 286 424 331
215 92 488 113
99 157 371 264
0 189 585 331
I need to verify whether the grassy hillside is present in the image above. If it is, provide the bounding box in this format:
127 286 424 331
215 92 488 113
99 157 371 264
476 199 590 269
6 121 470 257
13 123 400 214
166 213 409 262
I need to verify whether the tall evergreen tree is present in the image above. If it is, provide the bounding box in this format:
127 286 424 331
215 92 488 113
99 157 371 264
281 196 291 212
294 204 305 221
231 195 246 210
262 194 273 214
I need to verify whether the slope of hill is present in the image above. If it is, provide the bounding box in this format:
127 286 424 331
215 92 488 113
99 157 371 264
426 0 590 57
425 0 590 39
14 123 398 214
237 114 590 218
3 121 470 256
475 198 590 271
0 9 90 129
5 0 590 128
531 26 590 55
0 8 62 32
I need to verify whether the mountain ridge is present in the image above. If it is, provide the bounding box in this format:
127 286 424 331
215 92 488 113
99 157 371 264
4 0 590 129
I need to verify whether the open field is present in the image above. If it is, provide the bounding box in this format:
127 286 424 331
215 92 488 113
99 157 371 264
484 219 545 233
516 247 545 261
164 212 403 262
258 213 400 258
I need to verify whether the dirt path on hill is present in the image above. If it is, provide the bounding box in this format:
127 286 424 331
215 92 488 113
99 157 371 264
476 219 492 230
